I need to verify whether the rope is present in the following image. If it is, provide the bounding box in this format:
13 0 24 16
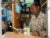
41 1 47 7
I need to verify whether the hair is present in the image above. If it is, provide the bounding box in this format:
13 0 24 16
23 4 27 7
6 3 12 7
31 2 41 9
6 3 12 10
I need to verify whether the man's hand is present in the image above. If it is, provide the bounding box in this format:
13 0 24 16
32 31 40 36
18 28 22 33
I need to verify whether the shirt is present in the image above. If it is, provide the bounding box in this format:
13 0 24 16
29 12 47 36
7 9 12 22
2 7 7 16
15 3 22 13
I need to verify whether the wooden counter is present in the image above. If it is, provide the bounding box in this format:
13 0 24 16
5 32 44 38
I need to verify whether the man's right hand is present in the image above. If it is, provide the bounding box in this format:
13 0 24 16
32 31 40 36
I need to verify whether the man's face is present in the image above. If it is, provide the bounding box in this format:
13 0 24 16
7 6 12 10
31 5 40 15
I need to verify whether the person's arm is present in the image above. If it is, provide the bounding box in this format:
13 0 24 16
40 17 47 37
29 17 33 32
44 17 47 31
29 17 41 36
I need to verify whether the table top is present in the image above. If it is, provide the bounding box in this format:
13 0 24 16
5 32 43 38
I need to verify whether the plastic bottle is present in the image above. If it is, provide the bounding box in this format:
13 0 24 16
23 23 27 35
27 25 30 35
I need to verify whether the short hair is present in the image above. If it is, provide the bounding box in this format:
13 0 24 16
31 2 41 8
24 4 27 7
6 3 12 9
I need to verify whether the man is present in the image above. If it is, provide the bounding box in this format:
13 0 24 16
15 0 22 14
6 3 12 23
6 3 13 31
29 3 47 37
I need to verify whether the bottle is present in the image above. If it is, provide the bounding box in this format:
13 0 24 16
27 25 30 35
23 23 27 35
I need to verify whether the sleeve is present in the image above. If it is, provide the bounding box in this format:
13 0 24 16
43 17 47 30
40 17 47 37
29 17 33 32
29 16 33 26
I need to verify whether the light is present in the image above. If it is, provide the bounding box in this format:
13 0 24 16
25 0 34 7
20 0 24 2
25 0 34 4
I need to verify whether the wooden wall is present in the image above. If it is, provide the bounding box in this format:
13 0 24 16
12 0 20 28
